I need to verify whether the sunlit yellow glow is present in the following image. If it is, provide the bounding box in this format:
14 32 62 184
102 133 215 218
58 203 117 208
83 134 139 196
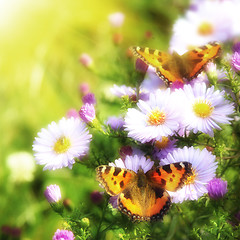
0 0 21 27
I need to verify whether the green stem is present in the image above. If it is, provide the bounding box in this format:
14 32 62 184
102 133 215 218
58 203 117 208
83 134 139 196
95 200 108 239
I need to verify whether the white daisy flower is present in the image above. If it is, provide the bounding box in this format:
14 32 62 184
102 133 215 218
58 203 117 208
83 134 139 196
110 84 149 101
109 154 154 173
124 89 181 143
170 0 240 54
175 83 234 137
110 84 136 98
33 117 92 170
161 146 218 203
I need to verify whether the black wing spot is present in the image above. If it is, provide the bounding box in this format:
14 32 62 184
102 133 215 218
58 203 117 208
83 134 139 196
162 63 170 71
191 59 202 64
104 167 111 174
200 46 208 50
156 168 161 176
120 180 124 188
113 167 121 176
124 191 131 199
162 165 172 174
174 163 183 171
154 187 164 198
161 179 166 187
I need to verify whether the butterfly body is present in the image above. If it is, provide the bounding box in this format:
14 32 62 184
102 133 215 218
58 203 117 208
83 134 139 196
96 162 193 221
131 42 221 85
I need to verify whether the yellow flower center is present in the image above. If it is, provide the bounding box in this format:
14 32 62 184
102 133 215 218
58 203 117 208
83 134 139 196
192 99 214 118
198 21 214 36
147 108 166 126
53 136 71 154
155 137 169 149
185 169 197 185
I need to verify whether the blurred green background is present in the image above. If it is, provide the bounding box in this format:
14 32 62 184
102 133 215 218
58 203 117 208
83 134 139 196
0 0 189 239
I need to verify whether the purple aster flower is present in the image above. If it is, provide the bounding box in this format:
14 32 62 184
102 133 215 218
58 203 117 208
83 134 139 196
90 190 103 204
44 184 62 203
141 67 166 93
232 42 240 53
79 103 96 123
109 195 118 209
153 137 177 160
207 178 228 199
33 117 92 170
106 116 125 130
52 229 75 240
82 93 96 105
231 51 240 72
170 80 184 90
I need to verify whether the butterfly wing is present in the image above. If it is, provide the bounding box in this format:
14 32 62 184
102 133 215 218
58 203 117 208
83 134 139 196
181 42 221 80
131 46 183 84
146 162 193 192
118 184 171 221
96 165 136 196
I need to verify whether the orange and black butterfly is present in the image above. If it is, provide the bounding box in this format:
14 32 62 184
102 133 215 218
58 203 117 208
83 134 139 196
130 42 221 86
96 162 193 221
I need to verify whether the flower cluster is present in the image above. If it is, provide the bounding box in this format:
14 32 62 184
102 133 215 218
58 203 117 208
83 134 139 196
31 1 240 238
124 83 234 141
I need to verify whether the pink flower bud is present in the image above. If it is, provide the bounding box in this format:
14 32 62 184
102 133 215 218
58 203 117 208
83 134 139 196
79 53 93 68
44 184 61 203
79 104 96 123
